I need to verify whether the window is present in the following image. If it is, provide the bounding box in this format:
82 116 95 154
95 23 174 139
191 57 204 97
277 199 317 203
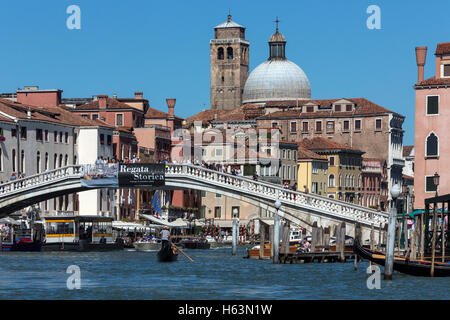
215 149 222 157
36 129 43 141
107 135 112 145
227 47 233 59
312 182 318 193
11 128 16 137
266 148 271 156
290 121 297 132
426 176 438 192
81 114 89 119
306 106 314 113
215 193 222 198
287 165 291 179
12 149 16 172
287 150 291 160
65 132 68 144
346 104 353 112
59 132 63 143
201 191 206 197
443 64 450 77
272 122 278 128
282 149 286 159
312 162 318 174
74 133 78 145
335 105 341 112
45 153 48 171
375 119 382 131
20 150 25 173
100 134 105 145
329 156 335 166
329 174 335 187
343 120 350 132
45 130 49 141
116 114 123 126
217 47 224 60
36 151 40 173
92 114 99 121
20 127 27 139
54 131 57 143
426 132 438 157
302 121 309 132
214 207 221 218
426 96 439 115
326 121 334 133
354 119 361 131
315 121 322 132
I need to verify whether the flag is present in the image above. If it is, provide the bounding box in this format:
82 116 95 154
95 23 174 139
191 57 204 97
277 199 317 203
151 190 162 218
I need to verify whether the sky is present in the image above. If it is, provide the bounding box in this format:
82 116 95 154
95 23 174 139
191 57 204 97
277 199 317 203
0 0 449 146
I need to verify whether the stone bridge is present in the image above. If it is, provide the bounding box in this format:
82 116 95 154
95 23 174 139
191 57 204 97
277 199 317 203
0 164 388 241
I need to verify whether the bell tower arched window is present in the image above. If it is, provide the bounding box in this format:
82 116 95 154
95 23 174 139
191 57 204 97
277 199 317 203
227 47 233 59
426 132 438 157
217 47 224 60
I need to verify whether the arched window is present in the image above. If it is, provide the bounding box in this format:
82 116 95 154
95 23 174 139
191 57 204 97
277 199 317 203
20 150 25 173
64 155 68 166
329 174 335 187
59 154 63 168
36 151 41 174
339 174 342 187
217 47 224 60
426 132 438 157
54 154 57 169
12 149 16 172
45 153 48 171
227 47 233 59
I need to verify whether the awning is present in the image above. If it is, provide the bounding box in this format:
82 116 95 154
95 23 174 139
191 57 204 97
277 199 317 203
112 221 152 232
139 214 188 228
0 217 21 225
213 220 250 228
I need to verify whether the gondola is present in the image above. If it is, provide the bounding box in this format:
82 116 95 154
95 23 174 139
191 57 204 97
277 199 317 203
353 239 450 277
157 242 178 262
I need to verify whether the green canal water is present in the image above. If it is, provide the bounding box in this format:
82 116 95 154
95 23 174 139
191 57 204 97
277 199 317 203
0 247 449 299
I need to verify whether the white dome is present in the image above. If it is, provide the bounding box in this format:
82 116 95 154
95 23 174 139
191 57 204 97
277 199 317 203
242 59 311 104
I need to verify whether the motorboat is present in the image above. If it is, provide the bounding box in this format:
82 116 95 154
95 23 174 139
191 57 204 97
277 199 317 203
134 236 161 251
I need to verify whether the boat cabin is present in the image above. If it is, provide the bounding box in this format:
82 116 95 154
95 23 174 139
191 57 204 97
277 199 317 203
43 215 114 245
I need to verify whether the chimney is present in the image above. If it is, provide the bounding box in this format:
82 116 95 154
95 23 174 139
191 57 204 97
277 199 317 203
166 98 176 117
113 93 117 99
415 46 427 83
98 95 108 109
135 92 143 100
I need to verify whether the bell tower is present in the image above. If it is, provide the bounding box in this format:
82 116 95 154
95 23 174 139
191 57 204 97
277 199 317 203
210 14 249 110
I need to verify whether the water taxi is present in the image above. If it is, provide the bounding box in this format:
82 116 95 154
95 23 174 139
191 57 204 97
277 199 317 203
41 215 124 251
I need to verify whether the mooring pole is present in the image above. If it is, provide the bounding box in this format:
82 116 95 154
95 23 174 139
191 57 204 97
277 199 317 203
232 218 237 256
384 184 400 280
273 212 280 264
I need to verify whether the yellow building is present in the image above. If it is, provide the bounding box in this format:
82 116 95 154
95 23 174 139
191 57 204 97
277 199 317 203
298 138 364 203
297 146 328 196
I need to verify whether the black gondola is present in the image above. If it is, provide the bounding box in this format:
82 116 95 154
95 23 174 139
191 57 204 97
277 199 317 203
353 239 450 277
157 242 178 262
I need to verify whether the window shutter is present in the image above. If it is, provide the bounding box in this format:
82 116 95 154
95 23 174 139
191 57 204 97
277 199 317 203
427 96 439 115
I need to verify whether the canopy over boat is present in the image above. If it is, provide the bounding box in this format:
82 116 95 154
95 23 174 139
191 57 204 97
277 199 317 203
140 214 188 229
112 221 152 232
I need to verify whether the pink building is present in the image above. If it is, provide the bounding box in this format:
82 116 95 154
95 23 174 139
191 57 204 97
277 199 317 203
414 42 450 209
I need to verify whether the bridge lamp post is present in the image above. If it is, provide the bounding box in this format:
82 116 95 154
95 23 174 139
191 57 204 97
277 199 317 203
384 183 401 280
431 172 440 277
273 199 281 264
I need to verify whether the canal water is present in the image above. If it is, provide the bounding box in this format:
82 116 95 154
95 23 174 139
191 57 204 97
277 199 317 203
0 247 449 299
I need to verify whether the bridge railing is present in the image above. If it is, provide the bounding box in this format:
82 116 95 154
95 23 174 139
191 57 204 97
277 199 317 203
0 166 82 196
165 164 388 226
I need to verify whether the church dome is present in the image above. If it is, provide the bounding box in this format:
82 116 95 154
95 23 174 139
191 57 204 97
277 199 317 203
242 26 311 104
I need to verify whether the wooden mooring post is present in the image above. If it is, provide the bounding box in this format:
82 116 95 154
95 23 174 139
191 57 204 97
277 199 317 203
311 222 318 252
259 221 265 260
370 223 375 266
336 222 346 262
269 225 274 259
354 223 361 270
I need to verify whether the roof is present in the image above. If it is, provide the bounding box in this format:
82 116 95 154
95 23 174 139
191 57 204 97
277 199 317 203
214 15 244 29
297 146 327 161
185 109 229 125
213 104 264 122
416 76 450 87
144 106 182 120
435 42 450 55
403 145 414 157
298 137 364 154
75 97 143 112
258 98 397 119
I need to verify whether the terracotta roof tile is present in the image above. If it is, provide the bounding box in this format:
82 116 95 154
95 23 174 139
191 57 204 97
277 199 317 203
403 145 414 157
297 146 327 161
298 137 363 153
435 42 450 55
416 76 450 87
76 97 143 112
145 106 183 119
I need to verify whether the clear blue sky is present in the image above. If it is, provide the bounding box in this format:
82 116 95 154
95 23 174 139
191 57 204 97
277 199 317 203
1 0 449 145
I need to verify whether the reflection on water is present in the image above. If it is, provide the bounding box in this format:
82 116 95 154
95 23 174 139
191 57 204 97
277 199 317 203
0 248 449 299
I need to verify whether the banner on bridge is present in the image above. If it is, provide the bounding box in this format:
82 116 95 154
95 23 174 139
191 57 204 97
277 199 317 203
80 163 165 188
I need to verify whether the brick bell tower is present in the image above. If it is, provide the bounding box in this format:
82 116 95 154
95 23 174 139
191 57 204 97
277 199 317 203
210 14 249 110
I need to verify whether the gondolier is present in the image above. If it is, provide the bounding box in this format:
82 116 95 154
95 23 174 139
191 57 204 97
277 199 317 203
161 226 171 250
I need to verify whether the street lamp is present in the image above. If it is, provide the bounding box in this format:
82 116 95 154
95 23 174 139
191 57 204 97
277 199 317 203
433 172 440 197
384 183 401 280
